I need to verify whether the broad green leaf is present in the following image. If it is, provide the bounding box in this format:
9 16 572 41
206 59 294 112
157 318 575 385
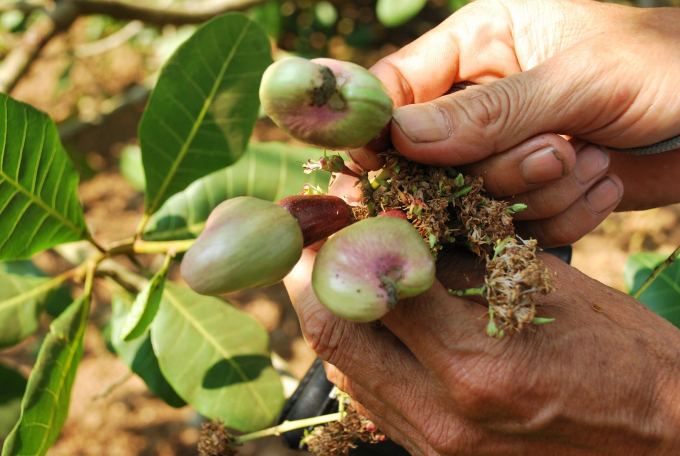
624 252 680 328
0 269 63 349
151 283 284 431
0 94 89 260
1 260 73 319
120 255 171 341
376 0 428 27
0 364 27 440
448 0 470 12
139 13 272 215
2 296 88 456
143 142 329 241
110 294 185 408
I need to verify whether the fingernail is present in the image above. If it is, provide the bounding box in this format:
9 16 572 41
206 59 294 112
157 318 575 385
519 147 566 184
573 146 609 184
586 178 621 214
392 103 451 143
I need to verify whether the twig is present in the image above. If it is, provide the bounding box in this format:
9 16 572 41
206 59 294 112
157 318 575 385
633 244 680 299
71 0 268 26
58 75 156 141
0 1 78 93
92 371 134 400
74 19 144 57
97 258 148 293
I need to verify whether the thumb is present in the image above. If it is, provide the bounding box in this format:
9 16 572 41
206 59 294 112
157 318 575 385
389 54 633 166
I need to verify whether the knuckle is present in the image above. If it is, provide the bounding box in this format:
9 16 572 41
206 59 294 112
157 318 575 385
301 305 355 367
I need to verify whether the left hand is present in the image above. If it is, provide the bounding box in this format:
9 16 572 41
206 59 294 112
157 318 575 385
284 244 680 456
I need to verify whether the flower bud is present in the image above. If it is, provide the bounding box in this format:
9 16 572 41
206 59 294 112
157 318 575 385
181 197 303 295
312 216 435 322
259 57 393 150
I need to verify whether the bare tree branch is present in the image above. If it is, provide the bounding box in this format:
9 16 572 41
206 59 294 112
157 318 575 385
0 1 78 93
0 0 267 94
71 0 267 26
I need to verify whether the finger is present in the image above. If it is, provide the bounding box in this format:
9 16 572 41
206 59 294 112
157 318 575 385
388 42 644 166
324 364 430 456
514 174 624 247
607 148 680 211
347 146 384 172
284 249 429 398
508 142 611 220
459 133 576 197
369 1 518 108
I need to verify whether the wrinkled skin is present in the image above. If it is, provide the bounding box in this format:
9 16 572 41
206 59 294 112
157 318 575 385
283 0 680 448
286 244 680 455
348 0 680 248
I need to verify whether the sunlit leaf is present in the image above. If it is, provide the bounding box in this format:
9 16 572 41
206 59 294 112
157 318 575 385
120 255 170 341
139 13 272 215
624 252 680 328
0 94 89 260
151 283 284 431
143 142 329 241
376 0 428 27
0 268 63 349
110 294 185 408
2 296 89 456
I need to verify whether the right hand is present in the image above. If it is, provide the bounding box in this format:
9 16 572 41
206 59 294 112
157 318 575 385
350 0 680 247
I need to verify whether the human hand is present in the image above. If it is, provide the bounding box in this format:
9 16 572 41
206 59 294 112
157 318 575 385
285 243 680 456
349 0 680 247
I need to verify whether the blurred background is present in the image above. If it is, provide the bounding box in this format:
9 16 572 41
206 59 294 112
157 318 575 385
0 0 679 454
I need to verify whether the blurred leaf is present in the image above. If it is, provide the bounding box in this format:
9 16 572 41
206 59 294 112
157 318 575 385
139 13 272 215
119 144 146 192
120 255 170 341
314 1 338 27
624 252 680 328
2 296 88 456
153 25 196 64
143 141 329 241
448 0 471 12
376 0 428 27
249 1 282 39
111 294 185 408
0 11 24 32
0 269 61 349
0 261 73 319
0 94 89 260
151 283 284 431
0 364 27 440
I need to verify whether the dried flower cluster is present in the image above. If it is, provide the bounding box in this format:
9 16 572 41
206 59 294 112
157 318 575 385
485 238 556 335
303 407 386 456
351 152 520 260
198 419 235 456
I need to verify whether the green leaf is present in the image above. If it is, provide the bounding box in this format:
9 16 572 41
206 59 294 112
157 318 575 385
143 142 329 241
376 0 428 27
624 252 680 328
120 255 171 341
0 261 73 319
119 144 146 192
448 0 470 12
0 364 27 440
0 268 63 349
2 296 89 456
0 94 89 260
151 283 284 431
110 293 185 408
139 13 272 215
